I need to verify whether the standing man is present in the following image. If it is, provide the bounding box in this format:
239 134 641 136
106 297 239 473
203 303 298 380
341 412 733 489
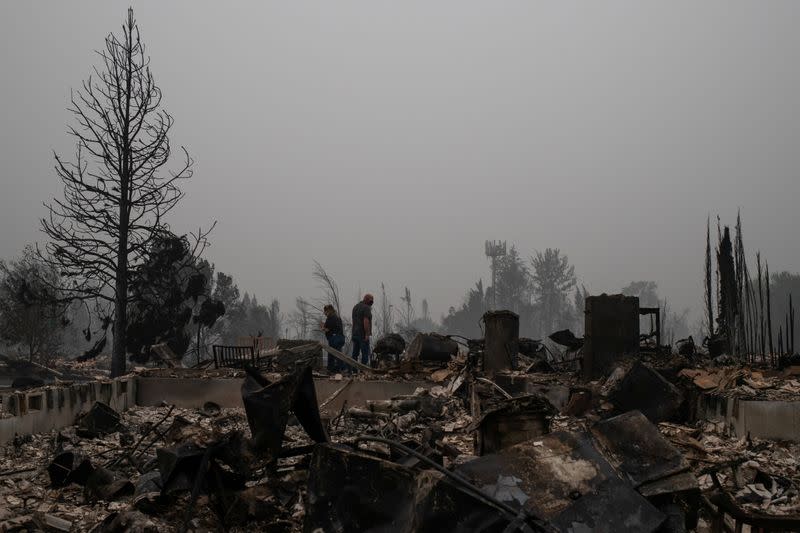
351 293 374 366
321 305 345 373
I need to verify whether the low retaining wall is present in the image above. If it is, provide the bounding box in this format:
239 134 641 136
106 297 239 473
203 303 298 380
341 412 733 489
0 378 136 445
0 376 434 444
7 374 798 445
698 393 800 442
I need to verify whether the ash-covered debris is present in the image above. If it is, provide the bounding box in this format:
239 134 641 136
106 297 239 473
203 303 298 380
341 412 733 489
5 321 800 531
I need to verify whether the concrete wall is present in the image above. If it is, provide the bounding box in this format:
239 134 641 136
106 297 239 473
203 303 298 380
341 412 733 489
0 377 136 445
0 374 437 445
698 393 800 442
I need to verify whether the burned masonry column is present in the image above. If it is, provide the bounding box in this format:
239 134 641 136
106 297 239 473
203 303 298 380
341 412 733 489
483 310 519 375
583 294 639 380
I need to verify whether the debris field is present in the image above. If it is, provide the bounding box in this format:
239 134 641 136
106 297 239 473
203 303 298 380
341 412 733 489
2 307 800 532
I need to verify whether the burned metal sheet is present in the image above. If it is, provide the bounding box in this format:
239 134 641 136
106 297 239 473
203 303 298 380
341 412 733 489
157 442 210 495
304 444 510 533
591 410 691 488
48 450 94 487
607 362 683 423
455 431 666 532
637 472 699 499
84 467 134 501
241 364 328 459
76 401 121 438
156 438 246 497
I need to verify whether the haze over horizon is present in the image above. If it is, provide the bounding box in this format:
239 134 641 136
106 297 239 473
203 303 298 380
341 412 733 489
2 1 799 324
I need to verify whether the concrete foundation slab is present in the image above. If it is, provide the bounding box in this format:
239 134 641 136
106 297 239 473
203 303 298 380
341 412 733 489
135 377 434 416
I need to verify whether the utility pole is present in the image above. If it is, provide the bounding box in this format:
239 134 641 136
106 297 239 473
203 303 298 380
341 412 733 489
485 240 507 310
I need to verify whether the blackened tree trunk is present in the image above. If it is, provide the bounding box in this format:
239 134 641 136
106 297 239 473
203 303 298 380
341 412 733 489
757 253 765 359
705 216 714 338
766 262 774 359
717 227 737 355
112 200 130 377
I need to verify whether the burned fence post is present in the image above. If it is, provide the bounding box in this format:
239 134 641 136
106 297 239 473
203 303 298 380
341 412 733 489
482 310 519 375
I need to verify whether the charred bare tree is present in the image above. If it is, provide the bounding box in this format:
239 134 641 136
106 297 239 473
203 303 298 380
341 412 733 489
787 312 791 356
748 273 758 358
734 214 752 357
400 286 415 332
312 261 341 315
766 262 774 362
716 216 722 327
377 282 393 337
757 253 765 360
787 293 795 356
705 216 715 338
289 297 314 339
717 227 737 355
40 9 201 376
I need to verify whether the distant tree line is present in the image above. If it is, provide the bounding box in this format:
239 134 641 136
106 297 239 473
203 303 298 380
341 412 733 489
440 245 582 339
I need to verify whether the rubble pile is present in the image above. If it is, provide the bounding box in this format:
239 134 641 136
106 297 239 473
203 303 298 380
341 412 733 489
4 327 800 531
0 355 109 390
0 403 259 531
679 366 800 400
661 420 800 519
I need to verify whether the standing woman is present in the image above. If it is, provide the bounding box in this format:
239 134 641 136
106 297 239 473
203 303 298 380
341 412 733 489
322 305 345 373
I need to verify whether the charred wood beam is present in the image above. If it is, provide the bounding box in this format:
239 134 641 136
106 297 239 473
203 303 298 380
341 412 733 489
323 344 378 373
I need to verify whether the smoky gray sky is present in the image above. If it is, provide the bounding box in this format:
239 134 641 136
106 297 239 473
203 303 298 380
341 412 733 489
1 1 799 323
